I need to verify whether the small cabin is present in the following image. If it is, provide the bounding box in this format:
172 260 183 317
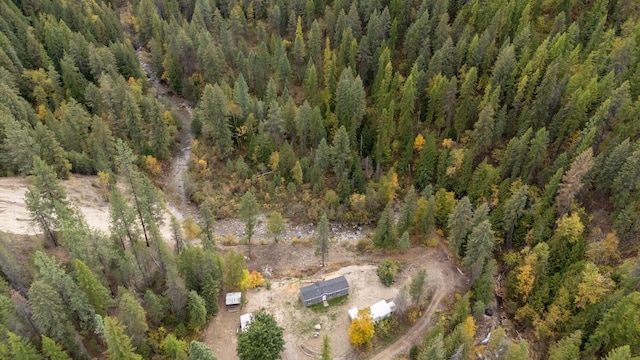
299 276 349 307
348 299 396 323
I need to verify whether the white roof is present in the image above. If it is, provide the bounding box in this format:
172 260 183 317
226 292 241 305
348 300 396 322
240 313 253 331
370 300 394 321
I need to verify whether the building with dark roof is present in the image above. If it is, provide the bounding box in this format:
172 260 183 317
299 275 349 307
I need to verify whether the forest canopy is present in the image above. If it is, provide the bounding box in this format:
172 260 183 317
1 0 640 358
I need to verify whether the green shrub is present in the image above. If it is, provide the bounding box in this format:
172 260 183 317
377 260 401 287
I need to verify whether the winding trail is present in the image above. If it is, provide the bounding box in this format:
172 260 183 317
137 51 197 219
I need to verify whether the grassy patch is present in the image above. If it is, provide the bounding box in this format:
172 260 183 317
307 294 349 313
294 315 322 335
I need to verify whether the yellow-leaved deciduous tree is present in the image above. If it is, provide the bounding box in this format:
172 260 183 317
413 133 425 151
555 212 584 242
462 316 476 338
196 158 212 179
515 249 538 303
535 287 572 339
586 231 621 266
379 169 399 203
249 270 265 288
239 269 251 290
442 138 456 149
516 264 535 303
269 151 280 173
349 193 368 223
575 262 614 309
240 270 265 290
144 155 162 176
183 218 202 240
348 308 374 348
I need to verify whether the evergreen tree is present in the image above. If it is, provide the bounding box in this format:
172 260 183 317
316 213 330 267
109 187 140 250
321 334 331 360
32 122 71 179
463 220 495 281
28 281 76 351
587 292 640 355
41 335 72 360
265 100 285 148
335 69 366 141
332 126 352 179
296 100 312 152
398 231 410 252
237 311 284 360
198 199 217 251
73 259 111 316
373 203 396 250
117 290 148 349
143 290 167 327
187 290 207 331
414 132 438 190
471 98 496 158
2 116 39 176
548 330 582 360
303 62 319 107
24 157 69 246
6 332 42 360
34 252 95 332
410 269 427 303
397 187 418 236
503 184 529 249
193 84 234 159
103 317 143 360
447 196 473 258
189 341 218 360
240 190 259 259
603 346 638 360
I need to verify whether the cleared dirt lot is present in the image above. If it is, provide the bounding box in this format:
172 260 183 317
204 245 465 360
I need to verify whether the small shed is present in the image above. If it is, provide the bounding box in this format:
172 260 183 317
226 292 242 312
226 292 242 306
348 307 359 321
300 276 349 307
239 313 253 332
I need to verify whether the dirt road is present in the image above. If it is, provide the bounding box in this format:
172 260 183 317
369 287 446 360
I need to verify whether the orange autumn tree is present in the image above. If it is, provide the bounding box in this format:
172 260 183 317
240 270 265 290
348 308 374 348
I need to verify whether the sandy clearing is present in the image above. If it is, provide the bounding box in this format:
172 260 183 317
204 264 400 360
0 176 178 246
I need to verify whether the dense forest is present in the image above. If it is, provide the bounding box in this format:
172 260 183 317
2 0 640 358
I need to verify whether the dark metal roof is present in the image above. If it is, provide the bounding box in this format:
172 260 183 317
300 275 349 301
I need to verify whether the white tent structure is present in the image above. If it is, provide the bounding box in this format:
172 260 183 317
348 300 396 323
